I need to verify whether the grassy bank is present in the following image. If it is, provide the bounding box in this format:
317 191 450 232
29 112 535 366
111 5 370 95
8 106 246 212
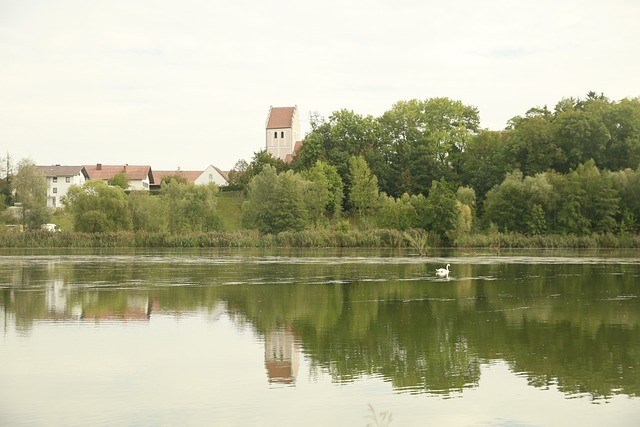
1 229 639 249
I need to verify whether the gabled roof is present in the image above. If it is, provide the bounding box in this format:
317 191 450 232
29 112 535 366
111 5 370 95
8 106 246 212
36 165 88 178
84 164 152 181
266 106 296 129
210 165 229 182
152 170 203 184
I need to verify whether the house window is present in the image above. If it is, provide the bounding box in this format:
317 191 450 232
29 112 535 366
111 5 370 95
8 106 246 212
66 177 71 183
53 187 57 193
274 131 278 138
53 177 58 183
209 174 213 181
281 131 284 138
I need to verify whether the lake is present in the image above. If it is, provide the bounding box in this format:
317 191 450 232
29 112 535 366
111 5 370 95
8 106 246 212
1 248 639 426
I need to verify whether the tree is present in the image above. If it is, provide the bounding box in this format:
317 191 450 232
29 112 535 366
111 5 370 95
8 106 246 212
242 166 309 233
602 97 640 170
226 159 249 189
459 130 509 205
232 150 288 193
421 179 459 243
0 152 15 208
573 160 619 233
504 107 561 176
291 109 382 191
347 156 379 218
13 159 50 229
303 160 344 220
128 191 167 232
161 181 221 233
482 171 529 233
377 192 417 231
378 97 479 196
63 180 131 232
108 172 130 190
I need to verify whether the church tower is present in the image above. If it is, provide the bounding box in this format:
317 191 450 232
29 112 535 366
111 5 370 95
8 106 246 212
265 106 301 161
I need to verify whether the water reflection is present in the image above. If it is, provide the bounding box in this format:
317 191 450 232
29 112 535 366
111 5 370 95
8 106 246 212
265 327 300 385
1 251 639 403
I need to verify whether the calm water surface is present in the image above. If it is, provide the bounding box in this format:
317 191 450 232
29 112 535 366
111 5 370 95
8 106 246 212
1 248 639 426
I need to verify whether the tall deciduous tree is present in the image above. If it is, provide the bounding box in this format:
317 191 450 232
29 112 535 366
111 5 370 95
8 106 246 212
13 159 50 229
421 178 459 243
347 156 379 218
505 107 560 175
378 97 479 196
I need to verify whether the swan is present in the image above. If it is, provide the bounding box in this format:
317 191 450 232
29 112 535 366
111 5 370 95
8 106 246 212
435 263 450 278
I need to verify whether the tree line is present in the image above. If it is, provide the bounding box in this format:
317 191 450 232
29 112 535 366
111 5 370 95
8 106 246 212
229 92 640 238
2 91 640 241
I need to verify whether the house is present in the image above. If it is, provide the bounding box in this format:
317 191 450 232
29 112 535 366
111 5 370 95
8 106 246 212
84 164 153 191
36 165 90 208
265 106 302 161
150 165 228 190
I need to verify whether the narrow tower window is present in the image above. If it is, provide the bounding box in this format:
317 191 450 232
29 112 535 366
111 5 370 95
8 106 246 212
274 132 278 138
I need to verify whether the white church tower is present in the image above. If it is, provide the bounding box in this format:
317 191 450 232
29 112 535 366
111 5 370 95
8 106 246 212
265 106 301 162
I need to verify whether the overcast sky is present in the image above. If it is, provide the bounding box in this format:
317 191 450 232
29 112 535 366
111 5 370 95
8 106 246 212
1 0 639 171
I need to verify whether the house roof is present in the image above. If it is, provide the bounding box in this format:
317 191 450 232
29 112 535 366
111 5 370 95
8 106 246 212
36 165 88 178
266 106 296 129
152 170 203 184
211 166 229 182
84 164 152 181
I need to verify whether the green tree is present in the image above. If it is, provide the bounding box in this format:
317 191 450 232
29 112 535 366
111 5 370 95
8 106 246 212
0 153 15 208
63 180 132 232
232 150 288 193
553 108 610 173
242 166 309 234
459 130 509 205
482 171 529 233
161 181 222 233
504 107 561 176
128 191 167 232
609 167 640 233
573 160 619 233
292 109 382 192
108 172 130 190
13 159 50 229
378 193 417 231
378 98 479 196
348 156 379 218
303 160 344 224
602 97 640 170
421 179 459 243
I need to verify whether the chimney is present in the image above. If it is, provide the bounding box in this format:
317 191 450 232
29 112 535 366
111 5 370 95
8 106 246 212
96 163 102 170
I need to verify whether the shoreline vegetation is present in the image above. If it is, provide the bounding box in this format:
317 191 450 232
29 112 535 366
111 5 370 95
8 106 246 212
1 229 639 249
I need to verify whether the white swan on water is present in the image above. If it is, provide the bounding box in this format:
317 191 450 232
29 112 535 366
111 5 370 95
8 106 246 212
435 264 450 278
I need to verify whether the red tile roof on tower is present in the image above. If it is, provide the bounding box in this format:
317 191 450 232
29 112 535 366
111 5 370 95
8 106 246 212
266 106 295 129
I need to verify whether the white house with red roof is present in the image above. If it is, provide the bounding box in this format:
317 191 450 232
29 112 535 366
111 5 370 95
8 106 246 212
265 106 301 161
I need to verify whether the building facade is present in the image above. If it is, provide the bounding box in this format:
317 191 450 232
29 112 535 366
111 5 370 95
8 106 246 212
36 165 89 208
265 106 301 161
